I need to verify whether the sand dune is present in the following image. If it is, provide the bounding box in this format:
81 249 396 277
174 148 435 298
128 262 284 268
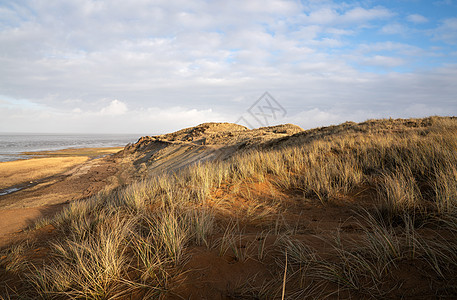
2 118 457 299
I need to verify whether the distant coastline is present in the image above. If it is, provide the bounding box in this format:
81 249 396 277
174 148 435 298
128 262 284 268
0 133 142 162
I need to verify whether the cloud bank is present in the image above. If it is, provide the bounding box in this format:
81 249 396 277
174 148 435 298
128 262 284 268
0 0 456 133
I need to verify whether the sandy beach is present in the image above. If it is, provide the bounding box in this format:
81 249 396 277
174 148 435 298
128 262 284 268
0 147 121 190
0 147 123 245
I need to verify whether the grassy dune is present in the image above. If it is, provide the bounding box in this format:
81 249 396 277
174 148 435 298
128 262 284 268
1 117 457 299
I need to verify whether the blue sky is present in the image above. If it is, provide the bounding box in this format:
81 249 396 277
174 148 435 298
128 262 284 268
0 0 456 133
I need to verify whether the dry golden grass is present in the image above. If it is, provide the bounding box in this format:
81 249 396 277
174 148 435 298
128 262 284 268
2 116 457 299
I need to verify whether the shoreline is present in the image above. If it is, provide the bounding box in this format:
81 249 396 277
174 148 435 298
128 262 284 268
0 146 125 242
0 132 140 163
20 146 124 157
0 146 125 163
0 147 123 193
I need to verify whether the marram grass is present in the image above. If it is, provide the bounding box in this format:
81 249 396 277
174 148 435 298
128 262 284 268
2 116 457 299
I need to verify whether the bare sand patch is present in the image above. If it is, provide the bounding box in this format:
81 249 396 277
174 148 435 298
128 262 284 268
0 204 65 248
0 147 123 189
22 147 123 158
0 157 89 190
0 147 124 242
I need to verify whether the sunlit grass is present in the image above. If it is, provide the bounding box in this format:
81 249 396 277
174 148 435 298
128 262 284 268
2 116 457 298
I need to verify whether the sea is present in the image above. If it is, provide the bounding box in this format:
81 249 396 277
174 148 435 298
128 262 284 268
0 133 143 162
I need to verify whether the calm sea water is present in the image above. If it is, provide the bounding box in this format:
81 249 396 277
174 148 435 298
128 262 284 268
0 133 142 162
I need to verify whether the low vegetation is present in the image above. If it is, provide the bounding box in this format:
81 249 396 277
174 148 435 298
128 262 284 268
1 116 457 299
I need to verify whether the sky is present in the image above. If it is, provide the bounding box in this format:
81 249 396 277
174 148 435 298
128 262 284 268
0 0 456 134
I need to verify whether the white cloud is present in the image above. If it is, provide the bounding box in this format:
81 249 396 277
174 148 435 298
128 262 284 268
303 6 393 25
310 38 343 47
407 14 428 24
100 100 128 116
406 103 447 117
287 108 380 130
357 42 424 55
325 28 354 36
0 101 226 133
0 1 456 133
1 62 457 133
341 7 394 23
380 23 407 35
361 55 405 67
352 41 430 68
433 18 457 44
306 8 339 25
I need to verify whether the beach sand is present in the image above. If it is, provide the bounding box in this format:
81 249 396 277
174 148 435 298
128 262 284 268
0 147 124 246
0 148 121 189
